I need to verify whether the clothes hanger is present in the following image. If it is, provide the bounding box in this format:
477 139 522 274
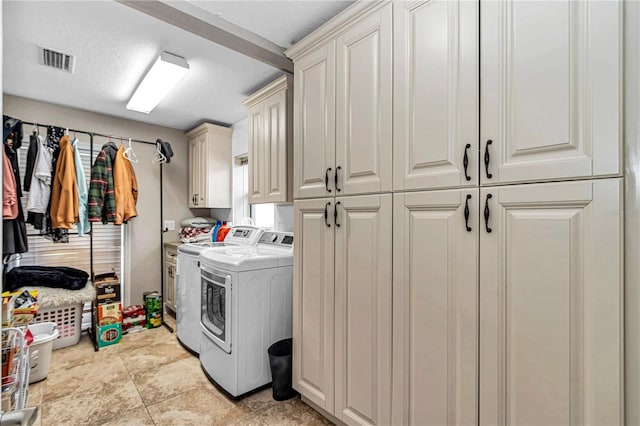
123 138 138 163
152 141 167 164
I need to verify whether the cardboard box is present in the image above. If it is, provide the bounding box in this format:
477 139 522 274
96 323 122 348
95 282 121 305
96 302 122 326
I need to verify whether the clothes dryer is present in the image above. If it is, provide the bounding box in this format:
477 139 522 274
176 225 263 354
199 231 293 397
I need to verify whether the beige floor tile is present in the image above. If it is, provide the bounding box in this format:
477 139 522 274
41 379 143 425
50 333 120 372
42 356 129 403
119 338 190 374
28 380 45 406
131 356 209 406
148 386 239 426
98 407 155 426
240 397 333 426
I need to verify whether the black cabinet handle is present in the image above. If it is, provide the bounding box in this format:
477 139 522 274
484 193 493 233
464 194 472 232
324 202 331 227
334 201 341 227
484 140 493 179
463 144 471 181
335 166 342 192
325 168 332 192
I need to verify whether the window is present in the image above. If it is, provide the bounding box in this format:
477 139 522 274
232 155 250 225
251 203 275 230
16 134 123 277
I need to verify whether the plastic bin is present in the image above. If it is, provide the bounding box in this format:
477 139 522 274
34 303 82 350
27 322 59 384
267 338 298 401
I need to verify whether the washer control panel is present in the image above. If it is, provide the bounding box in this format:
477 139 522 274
259 232 294 247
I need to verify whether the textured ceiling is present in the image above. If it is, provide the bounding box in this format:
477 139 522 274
187 1 353 48
3 1 351 131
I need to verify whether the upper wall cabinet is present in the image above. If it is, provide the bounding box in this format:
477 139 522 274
186 123 233 208
289 2 393 199
394 0 479 191
244 75 293 204
481 0 622 185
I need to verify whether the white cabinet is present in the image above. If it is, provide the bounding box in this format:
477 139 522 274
186 123 233 208
394 0 479 191
244 75 293 204
480 179 623 425
481 0 622 185
392 189 478 426
294 194 392 426
293 198 335 412
335 4 392 196
164 245 178 313
292 2 392 199
293 42 336 200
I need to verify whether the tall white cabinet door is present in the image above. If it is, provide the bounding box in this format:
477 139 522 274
293 198 335 412
294 43 336 199
248 103 264 204
335 4 392 196
334 194 392 426
264 90 288 203
394 0 478 191
481 0 622 185
480 179 623 426
392 189 478 426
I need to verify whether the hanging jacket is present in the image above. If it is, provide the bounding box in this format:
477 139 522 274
88 142 118 224
27 135 52 214
50 135 79 229
113 144 139 225
72 138 90 236
3 118 28 256
24 132 39 192
2 147 18 220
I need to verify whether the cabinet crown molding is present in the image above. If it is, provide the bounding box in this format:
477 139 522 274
186 122 233 138
284 0 389 61
243 74 292 108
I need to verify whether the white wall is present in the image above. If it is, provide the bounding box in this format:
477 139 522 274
3 94 193 306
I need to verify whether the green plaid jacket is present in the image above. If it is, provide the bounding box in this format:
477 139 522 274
88 142 118 224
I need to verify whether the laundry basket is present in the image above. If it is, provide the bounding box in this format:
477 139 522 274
33 304 82 350
27 322 59 383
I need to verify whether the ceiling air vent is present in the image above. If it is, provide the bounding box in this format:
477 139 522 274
38 46 75 73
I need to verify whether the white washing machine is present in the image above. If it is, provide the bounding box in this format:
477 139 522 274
199 231 293 397
176 225 263 354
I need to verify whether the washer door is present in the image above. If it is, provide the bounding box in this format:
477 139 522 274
200 265 232 354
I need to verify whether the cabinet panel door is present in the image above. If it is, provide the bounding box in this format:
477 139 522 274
334 194 392 426
480 179 623 425
188 139 198 207
248 103 264 204
481 0 621 185
293 198 335 412
294 43 336 199
196 135 208 207
265 90 288 203
394 0 478 191
336 3 392 196
392 189 478 426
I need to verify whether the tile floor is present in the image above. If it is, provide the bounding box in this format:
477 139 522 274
28 316 332 425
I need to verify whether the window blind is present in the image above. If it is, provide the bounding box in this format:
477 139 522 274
16 134 123 277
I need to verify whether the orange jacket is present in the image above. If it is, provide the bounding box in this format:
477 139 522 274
51 136 79 229
114 145 138 225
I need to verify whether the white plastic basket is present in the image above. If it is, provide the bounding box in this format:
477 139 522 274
33 303 82 350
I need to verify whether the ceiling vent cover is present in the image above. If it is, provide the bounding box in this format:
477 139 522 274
38 46 75 73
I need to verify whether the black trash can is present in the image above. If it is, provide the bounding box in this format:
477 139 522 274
268 338 298 401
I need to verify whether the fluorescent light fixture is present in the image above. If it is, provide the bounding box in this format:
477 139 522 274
126 52 189 114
